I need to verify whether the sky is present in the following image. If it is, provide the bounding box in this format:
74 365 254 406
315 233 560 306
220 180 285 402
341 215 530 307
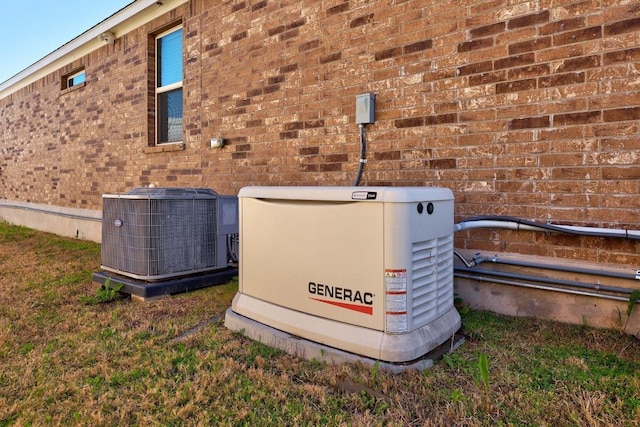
0 1 133 83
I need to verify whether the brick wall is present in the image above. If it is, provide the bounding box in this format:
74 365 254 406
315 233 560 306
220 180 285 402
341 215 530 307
1 0 639 265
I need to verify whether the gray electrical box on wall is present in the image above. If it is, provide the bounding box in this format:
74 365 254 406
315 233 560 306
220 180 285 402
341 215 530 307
356 93 375 124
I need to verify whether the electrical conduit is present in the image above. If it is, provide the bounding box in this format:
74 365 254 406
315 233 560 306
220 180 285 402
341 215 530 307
453 216 640 305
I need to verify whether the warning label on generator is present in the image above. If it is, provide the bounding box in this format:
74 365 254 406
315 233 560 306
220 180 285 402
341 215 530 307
386 314 408 333
385 269 408 333
384 269 407 291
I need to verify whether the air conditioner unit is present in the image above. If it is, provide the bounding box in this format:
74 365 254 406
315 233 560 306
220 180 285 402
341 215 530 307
226 186 460 363
101 187 238 281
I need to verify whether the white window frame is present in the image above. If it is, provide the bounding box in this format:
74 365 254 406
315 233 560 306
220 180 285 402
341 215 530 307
62 69 86 91
67 70 86 88
155 26 184 145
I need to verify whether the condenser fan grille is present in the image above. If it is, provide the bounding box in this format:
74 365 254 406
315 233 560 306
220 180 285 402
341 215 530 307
101 188 222 281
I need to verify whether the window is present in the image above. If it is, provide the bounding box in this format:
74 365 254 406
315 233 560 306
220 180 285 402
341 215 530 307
68 70 86 87
155 27 183 144
61 69 86 91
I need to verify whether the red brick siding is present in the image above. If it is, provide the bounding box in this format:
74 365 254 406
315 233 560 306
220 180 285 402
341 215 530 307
1 0 639 264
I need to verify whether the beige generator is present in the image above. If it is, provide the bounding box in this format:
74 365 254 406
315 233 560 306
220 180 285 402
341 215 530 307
225 186 460 363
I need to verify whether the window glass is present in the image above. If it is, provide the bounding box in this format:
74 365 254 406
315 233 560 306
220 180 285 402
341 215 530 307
157 28 183 87
156 27 183 144
68 71 86 87
63 70 86 90
157 88 183 143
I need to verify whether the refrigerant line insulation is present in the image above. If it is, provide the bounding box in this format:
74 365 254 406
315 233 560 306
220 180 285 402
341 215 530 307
454 215 640 240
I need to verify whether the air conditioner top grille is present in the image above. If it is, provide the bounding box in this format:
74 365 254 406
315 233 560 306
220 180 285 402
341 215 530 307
123 187 218 199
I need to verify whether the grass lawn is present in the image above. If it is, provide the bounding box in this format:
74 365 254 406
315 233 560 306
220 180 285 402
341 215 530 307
1 222 639 426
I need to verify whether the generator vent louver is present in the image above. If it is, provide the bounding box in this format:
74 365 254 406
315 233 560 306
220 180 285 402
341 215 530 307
101 188 238 281
411 234 454 328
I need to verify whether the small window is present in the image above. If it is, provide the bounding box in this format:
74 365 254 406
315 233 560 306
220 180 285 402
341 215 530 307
155 27 183 144
62 69 86 91
67 70 86 88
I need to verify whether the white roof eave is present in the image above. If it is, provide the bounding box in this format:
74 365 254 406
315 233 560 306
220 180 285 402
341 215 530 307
0 0 188 100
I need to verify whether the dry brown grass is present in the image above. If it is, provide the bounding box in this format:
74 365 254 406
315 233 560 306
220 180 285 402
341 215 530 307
1 223 640 426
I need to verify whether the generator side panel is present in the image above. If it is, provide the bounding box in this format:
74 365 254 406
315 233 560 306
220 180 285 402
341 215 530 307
383 198 455 333
238 197 385 331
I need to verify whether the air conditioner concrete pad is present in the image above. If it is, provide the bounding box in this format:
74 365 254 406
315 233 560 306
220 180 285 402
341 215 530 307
225 308 464 374
92 268 237 301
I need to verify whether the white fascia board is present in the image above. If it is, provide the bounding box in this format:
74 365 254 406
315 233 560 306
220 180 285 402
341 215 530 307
0 0 189 100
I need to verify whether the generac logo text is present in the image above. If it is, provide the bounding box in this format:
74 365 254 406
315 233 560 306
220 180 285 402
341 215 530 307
308 282 374 315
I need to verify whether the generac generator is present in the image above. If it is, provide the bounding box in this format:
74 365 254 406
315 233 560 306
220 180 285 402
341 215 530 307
225 186 460 363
